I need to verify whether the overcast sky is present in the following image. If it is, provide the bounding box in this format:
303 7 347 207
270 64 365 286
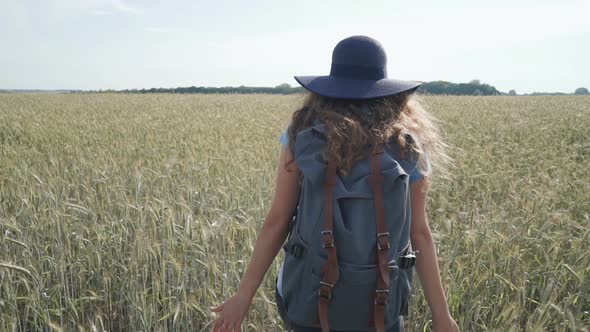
1 0 589 93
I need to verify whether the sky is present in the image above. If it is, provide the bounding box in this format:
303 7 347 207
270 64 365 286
1 0 589 94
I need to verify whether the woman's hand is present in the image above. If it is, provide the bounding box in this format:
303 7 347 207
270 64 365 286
210 291 252 332
410 178 459 332
432 314 460 332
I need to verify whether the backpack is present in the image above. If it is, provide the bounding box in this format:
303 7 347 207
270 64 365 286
280 120 418 332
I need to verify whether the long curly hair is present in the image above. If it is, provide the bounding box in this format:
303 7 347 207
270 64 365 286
284 90 451 183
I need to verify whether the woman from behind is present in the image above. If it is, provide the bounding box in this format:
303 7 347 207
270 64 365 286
210 35 460 332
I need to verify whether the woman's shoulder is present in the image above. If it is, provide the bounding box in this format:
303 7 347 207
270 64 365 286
386 133 430 184
278 119 323 148
408 155 430 184
279 130 289 147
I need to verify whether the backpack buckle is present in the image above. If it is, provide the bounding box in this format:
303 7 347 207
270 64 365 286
376 232 390 250
293 243 304 258
321 230 334 248
399 253 416 269
374 289 389 306
318 281 334 300
283 243 304 258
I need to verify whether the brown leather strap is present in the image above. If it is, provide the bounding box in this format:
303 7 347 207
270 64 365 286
318 159 339 332
368 143 391 332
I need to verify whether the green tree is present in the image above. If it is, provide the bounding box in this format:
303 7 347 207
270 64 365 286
276 83 292 89
574 87 589 95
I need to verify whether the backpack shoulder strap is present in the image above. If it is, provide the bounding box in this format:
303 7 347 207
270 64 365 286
318 158 339 332
368 143 392 332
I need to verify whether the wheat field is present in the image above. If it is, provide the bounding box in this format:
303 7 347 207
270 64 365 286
0 93 588 331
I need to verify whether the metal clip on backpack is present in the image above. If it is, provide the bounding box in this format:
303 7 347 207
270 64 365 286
280 125 418 332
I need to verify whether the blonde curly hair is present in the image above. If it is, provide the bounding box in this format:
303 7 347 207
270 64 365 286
284 90 451 182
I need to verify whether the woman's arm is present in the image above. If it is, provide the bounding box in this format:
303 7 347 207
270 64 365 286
410 178 459 331
236 146 301 299
210 146 301 332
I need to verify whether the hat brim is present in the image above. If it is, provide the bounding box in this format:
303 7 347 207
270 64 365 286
294 75 422 100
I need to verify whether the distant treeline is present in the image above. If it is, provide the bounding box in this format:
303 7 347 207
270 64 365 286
18 82 588 96
98 81 505 96
419 80 501 95
95 80 512 96
105 83 305 95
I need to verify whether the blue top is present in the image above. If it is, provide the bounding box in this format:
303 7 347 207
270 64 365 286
279 129 428 184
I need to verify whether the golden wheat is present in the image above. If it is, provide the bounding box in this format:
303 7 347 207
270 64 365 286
0 94 588 331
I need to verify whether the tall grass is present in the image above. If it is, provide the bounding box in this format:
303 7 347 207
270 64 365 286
0 94 588 331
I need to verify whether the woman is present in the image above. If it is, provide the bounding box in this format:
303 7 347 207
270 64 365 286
211 35 459 332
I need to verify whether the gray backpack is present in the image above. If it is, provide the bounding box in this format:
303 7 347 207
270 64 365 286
280 120 418 332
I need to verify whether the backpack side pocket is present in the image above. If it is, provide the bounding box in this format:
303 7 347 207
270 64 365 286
280 222 309 318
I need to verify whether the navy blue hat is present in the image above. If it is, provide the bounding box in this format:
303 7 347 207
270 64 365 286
294 35 422 100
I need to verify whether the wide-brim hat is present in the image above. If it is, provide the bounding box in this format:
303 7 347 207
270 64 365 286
294 35 422 100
